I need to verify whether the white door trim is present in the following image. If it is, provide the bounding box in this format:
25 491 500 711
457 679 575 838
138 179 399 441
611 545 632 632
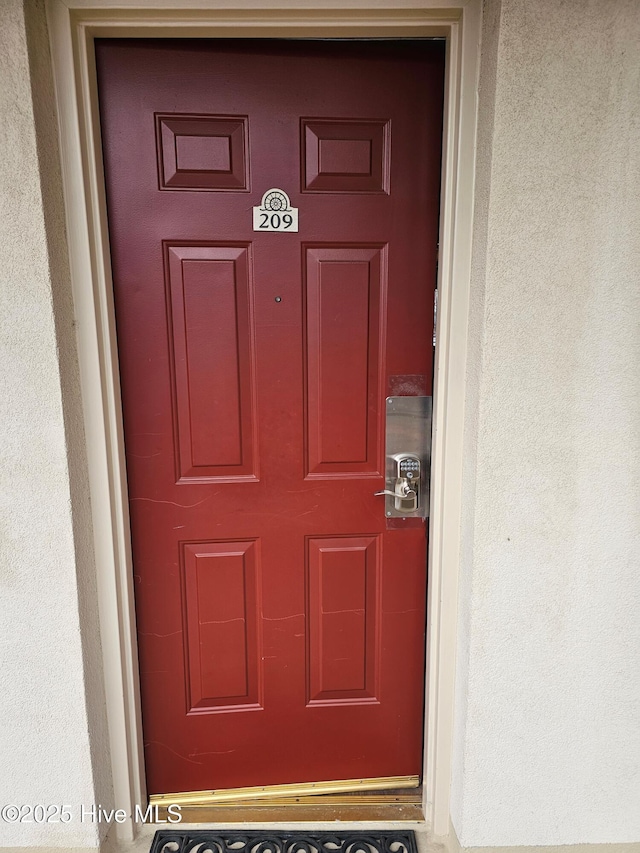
46 0 481 842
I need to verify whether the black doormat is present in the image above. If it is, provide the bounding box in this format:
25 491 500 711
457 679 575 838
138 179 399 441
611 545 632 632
150 830 418 853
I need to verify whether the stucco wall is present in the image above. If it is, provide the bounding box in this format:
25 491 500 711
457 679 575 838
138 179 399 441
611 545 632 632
0 0 111 848
453 0 640 846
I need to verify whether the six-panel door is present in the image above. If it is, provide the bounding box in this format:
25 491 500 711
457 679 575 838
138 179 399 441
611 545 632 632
96 39 444 796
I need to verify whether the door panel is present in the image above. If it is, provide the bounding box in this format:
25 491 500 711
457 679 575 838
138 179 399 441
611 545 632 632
96 39 444 796
183 539 261 713
307 535 380 704
166 244 257 481
305 245 384 476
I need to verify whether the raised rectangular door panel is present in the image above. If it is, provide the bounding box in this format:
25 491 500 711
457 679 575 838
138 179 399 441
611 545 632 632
304 245 385 478
97 38 444 796
166 244 257 482
302 119 391 193
307 535 380 705
156 115 249 191
182 540 261 713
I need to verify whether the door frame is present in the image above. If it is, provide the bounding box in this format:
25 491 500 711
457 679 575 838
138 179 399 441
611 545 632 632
46 0 481 843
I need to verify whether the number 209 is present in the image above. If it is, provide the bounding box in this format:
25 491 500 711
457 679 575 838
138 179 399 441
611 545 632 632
259 212 294 230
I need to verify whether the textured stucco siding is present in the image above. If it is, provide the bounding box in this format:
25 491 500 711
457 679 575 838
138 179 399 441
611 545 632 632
0 0 110 848
452 0 640 846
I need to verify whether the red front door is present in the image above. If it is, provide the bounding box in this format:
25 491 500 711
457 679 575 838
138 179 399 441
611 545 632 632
96 39 444 797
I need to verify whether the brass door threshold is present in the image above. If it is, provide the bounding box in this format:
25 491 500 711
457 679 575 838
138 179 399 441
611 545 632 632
151 776 423 822
150 775 419 807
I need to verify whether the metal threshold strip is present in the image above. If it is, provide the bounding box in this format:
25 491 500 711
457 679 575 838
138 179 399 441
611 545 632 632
149 775 420 807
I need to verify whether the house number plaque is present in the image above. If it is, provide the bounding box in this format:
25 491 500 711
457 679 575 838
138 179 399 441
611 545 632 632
253 188 299 232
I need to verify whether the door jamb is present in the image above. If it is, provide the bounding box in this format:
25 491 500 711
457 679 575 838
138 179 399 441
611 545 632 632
46 1 481 843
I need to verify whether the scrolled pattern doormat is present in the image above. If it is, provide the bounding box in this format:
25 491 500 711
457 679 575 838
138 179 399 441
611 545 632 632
150 830 418 853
